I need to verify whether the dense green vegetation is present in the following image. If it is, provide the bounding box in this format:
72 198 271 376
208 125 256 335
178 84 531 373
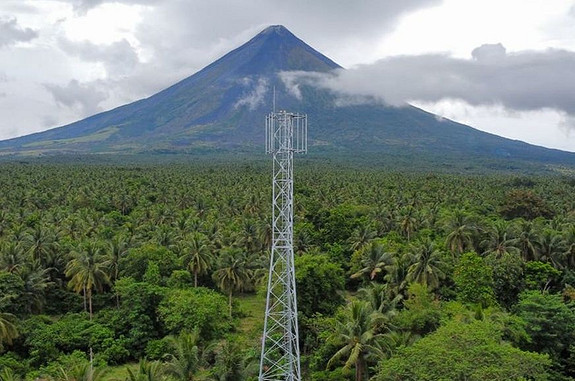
1 161 575 380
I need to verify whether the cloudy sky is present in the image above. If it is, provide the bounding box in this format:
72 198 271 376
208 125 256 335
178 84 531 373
1 0 574 152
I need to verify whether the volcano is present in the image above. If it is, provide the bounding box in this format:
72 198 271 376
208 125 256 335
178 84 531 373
1 25 574 166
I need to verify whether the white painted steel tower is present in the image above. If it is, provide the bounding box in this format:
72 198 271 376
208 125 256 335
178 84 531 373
259 110 307 381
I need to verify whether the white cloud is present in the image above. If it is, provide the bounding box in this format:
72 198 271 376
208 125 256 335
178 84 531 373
560 114 575 134
283 44 575 118
415 100 575 152
235 77 269 110
278 71 306 100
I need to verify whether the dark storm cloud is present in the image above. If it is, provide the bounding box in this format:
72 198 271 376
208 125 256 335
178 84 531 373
282 44 575 117
0 17 38 47
44 79 107 116
58 38 140 75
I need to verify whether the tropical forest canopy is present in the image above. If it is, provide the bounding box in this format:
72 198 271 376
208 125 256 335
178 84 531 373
1 159 575 380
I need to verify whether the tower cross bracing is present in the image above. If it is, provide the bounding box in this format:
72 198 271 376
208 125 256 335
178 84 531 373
259 110 307 381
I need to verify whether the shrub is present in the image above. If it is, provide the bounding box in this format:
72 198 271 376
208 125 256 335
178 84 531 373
158 288 232 340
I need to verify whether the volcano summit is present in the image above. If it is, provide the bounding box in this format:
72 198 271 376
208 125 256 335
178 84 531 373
1 25 574 166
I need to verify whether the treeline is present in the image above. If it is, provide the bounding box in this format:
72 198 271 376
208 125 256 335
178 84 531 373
0 162 574 380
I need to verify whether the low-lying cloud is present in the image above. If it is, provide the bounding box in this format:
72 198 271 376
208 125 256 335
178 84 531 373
281 44 575 118
234 77 269 110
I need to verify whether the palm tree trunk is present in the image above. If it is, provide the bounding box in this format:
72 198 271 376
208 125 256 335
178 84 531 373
356 359 362 381
88 288 93 321
115 268 120 309
83 285 87 313
228 291 233 317
194 271 198 288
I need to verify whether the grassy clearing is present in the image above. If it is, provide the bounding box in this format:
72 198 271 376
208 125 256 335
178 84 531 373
236 293 266 341
100 362 138 381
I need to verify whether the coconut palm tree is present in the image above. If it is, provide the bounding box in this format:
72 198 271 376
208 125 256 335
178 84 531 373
0 242 26 273
405 239 445 290
562 225 575 269
357 283 401 315
27 225 59 266
480 220 519 258
204 221 223 250
239 220 261 255
181 232 213 287
210 340 247 381
536 229 566 268
126 359 165 381
55 362 105 381
0 312 18 351
516 220 539 262
154 225 178 249
348 224 377 252
372 205 394 235
383 255 410 304
398 207 417 242
0 367 21 381
164 331 203 381
8 224 31 249
212 248 252 316
294 228 313 256
106 234 132 283
443 210 476 255
65 240 110 320
327 301 390 381
106 234 133 308
258 221 272 254
0 210 10 239
351 241 395 281
18 262 51 314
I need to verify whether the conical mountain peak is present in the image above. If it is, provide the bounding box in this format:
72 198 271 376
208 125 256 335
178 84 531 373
2 25 575 168
200 25 342 76
258 25 292 36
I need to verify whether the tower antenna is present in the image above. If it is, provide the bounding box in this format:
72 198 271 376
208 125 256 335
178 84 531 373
260 109 307 381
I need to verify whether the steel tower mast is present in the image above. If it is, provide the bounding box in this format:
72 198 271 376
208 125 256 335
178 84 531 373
259 110 307 381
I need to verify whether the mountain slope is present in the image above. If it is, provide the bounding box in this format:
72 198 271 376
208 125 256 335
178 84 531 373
1 25 574 165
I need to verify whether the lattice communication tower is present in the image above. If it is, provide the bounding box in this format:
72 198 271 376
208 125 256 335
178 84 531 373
259 110 307 381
